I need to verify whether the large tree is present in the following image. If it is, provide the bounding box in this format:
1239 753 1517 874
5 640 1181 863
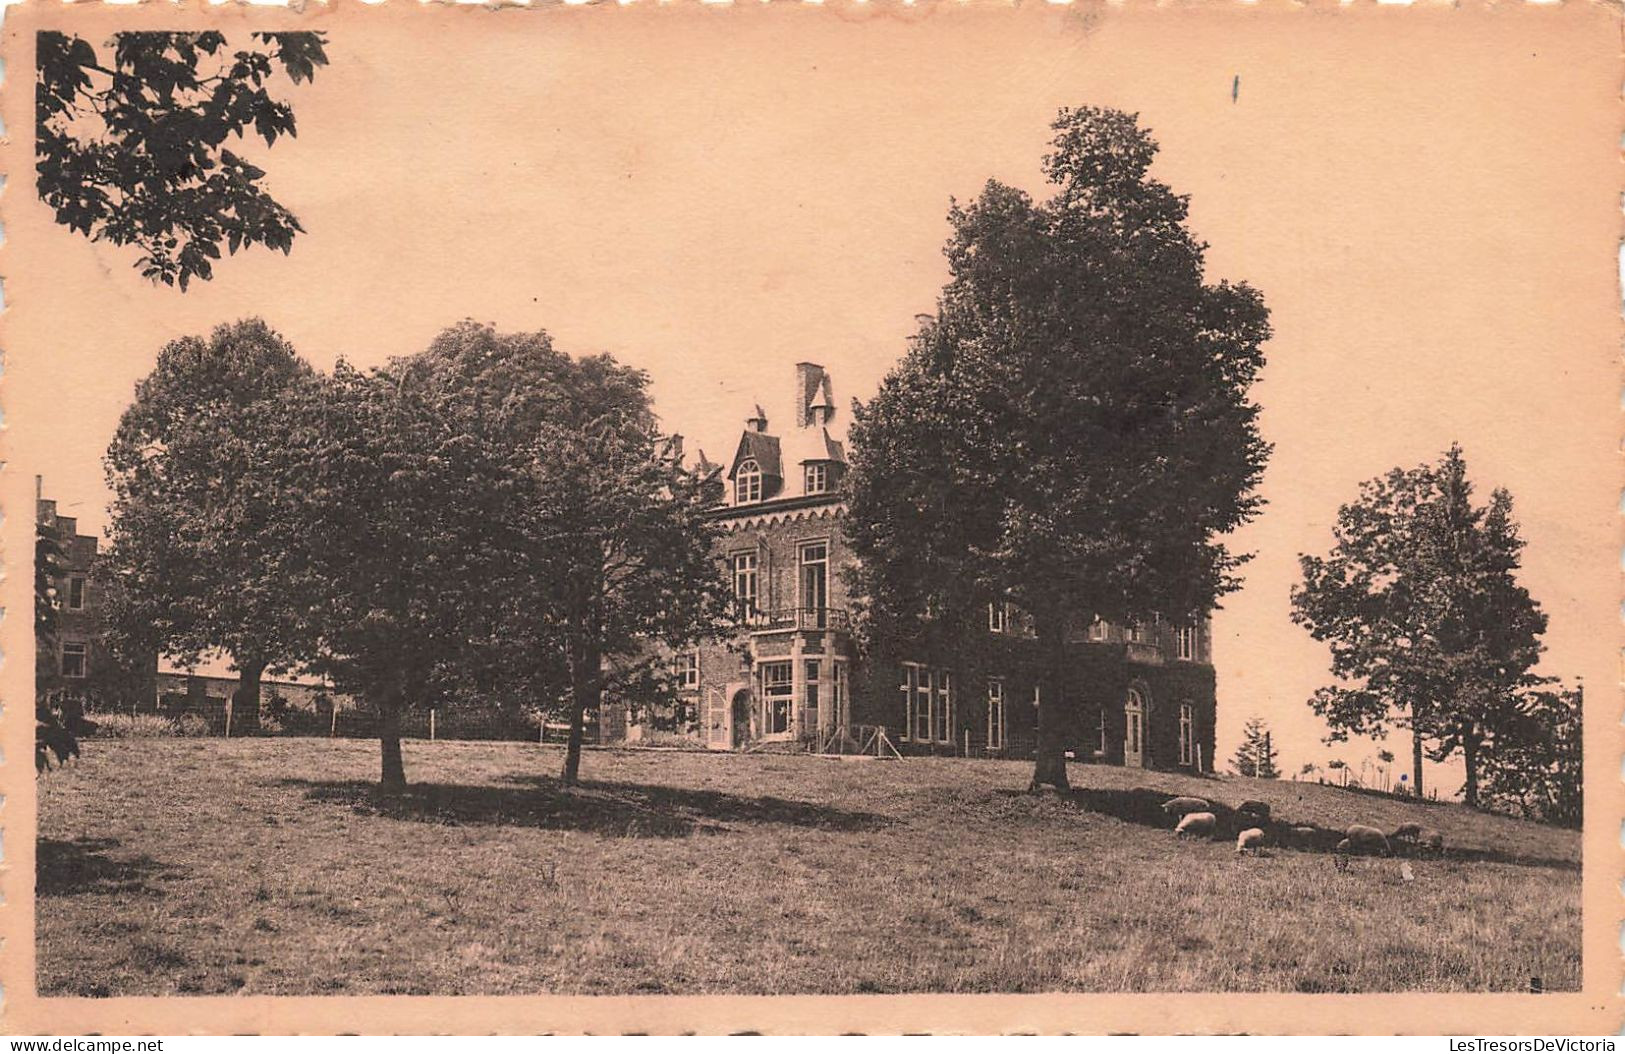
845 107 1272 791
1479 681 1582 828
37 30 327 289
1291 444 1547 805
103 318 319 731
293 324 732 789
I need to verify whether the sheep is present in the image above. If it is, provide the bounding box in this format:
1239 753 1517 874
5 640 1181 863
1417 828 1445 855
1236 827 1266 854
1289 824 1319 847
1236 799 1271 823
1161 796 1211 822
1337 824 1392 856
1389 822 1423 843
1175 811 1217 839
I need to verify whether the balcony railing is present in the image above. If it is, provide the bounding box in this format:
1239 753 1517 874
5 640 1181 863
745 607 852 633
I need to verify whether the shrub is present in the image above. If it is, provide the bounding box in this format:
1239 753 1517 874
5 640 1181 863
176 713 213 738
92 712 181 738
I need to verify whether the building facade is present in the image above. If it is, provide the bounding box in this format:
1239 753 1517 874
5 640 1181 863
641 364 1218 773
36 477 119 699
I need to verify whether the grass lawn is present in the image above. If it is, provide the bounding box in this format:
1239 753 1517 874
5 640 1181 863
37 737 1580 995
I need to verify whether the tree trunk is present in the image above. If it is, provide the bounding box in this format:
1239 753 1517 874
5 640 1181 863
1462 733 1479 808
378 692 406 792
562 643 601 787
235 659 266 734
1028 618 1071 793
1411 728 1424 799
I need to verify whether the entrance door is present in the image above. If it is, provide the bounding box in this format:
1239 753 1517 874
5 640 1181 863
1124 688 1146 768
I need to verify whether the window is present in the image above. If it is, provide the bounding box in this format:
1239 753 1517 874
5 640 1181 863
761 661 793 736
731 552 758 616
1088 619 1110 642
988 601 1008 634
66 575 86 611
1128 621 1149 644
1175 624 1199 661
736 458 762 504
987 679 1006 751
1179 703 1195 766
799 542 828 622
901 663 953 743
804 463 828 495
934 672 952 744
673 650 699 690
805 659 821 712
61 641 87 679
1125 687 1146 759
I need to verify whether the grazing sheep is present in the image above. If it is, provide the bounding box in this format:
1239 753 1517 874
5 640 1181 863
1418 828 1445 855
1289 824 1318 847
1236 827 1266 854
1236 799 1271 823
1389 822 1423 842
1175 811 1217 838
1338 824 1392 856
1161 796 1211 821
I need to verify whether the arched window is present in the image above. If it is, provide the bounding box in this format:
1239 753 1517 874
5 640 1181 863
1124 687 1146 766
736 458 762 504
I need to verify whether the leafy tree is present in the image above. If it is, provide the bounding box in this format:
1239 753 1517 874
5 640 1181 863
1230 716 1279 779
37 30 328 289
103 318 319 732
1479 682 1582 827
845 107 1272 791
293 323 732 789
1291 445 1547 805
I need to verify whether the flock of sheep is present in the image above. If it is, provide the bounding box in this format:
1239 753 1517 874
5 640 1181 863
1159 795 1447 858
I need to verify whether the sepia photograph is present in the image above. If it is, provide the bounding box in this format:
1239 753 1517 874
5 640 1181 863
2 0 1618 1037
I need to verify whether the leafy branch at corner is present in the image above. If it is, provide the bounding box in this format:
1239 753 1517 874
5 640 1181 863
36 30 328 289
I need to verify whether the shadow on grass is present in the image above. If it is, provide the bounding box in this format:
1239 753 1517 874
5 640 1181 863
37 837 172 898
998 785 1579 872
281 775 894 838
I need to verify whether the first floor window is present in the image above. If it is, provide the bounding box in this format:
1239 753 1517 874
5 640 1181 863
61 641 87 679
732 552 758 616
1175 624 1199 661
673 650 699 689
987 678 1006 751
901 663 953 742
66 575 86 611
804 659 821 714
934 672 952 744
762 661 793 735
988 601 1008 634
1179 703 1195 766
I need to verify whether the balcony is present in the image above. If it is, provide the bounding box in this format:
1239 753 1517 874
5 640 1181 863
1124 640 1164 665
746 607 852 633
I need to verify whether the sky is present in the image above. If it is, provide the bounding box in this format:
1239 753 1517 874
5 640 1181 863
7 4 1617 794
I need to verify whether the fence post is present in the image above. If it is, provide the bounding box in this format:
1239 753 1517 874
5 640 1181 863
330 704 339 738
225 694 233 739
430 708 437 742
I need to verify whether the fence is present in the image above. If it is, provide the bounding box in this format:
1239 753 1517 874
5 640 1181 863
83 692 597 745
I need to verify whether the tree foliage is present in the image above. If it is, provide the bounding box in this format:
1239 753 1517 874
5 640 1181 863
1230 716 1279 779
1479 683 1582 828
103 319 319 729
37 30 328 289
290 322 733 788
1290 445 1547 806
844 107 1272 790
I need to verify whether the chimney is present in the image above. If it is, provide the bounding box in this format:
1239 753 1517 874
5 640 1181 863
36 475 43 501
795 362 832 429
746 404 769 433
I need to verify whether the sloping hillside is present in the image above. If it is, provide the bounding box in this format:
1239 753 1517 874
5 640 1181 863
37 739 1579 996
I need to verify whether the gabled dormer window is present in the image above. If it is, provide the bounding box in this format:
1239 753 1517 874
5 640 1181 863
804 462 828 495
736 458 762 504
